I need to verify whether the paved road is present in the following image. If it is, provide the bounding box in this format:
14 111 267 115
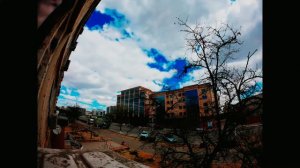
95 128 155 154
109 123 152 137
76 121 206 153
76 120 155 154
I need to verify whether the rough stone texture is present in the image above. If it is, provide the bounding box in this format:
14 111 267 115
82 152 129 168
103 151 150 168
81 141 130 152
37 0 101 148
38 148 149 168
44 153 78 168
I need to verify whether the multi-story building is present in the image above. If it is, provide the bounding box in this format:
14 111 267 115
150 83 215 120
106 106 117 114
116 86 153 117
116 84 215 122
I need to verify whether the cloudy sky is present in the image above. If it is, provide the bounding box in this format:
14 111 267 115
57 0 262 111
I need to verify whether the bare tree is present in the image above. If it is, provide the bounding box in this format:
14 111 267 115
150 19 263 168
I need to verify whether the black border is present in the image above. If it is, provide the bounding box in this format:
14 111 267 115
264 0 300 167
0 0 37 166
1 0 300 167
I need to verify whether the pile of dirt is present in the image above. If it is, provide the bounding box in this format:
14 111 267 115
117 150 161 168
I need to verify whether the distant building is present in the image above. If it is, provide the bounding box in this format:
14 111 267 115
218 93 263 130
107 106 117 114
234 93 263 125
77 107 86 116
85 111 92 116
92 109 105 116
117 86 153 117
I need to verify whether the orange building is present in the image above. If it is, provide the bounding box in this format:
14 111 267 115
149 83 215 120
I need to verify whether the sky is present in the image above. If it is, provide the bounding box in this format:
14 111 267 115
57 0 262 111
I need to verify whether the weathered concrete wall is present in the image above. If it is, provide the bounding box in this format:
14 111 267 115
37 0 101 148
38 148 149 168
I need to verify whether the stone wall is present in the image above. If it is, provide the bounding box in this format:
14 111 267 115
37 0 101 148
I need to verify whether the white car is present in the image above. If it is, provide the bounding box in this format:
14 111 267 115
139 131 149 140
88 118 94 124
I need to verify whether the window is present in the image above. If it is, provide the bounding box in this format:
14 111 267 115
201 89 207 94
203 103 208 106
179 106 182 109
202 95 207 99
207 121 213 128
204 108 209 113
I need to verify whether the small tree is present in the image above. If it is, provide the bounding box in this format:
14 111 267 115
111 105 129 131
64 105 83 123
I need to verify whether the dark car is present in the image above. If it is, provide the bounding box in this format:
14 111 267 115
163 134 177 143
101 122 110 129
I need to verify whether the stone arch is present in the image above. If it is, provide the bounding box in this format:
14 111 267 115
37 0 101 147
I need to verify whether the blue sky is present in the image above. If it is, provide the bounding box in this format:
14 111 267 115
57 0 262 111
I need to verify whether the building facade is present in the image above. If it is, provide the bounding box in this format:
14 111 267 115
106 106 117 114
116 84 215 123
116 86 153 117
150 83 215 120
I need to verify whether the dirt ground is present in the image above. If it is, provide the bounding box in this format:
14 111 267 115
66 122 243 168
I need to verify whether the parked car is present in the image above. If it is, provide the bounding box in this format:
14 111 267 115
139 131 150 140
163 134 177 143
100 122 110 129
88 118 94 124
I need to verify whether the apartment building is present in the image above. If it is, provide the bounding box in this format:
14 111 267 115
150 83 215 120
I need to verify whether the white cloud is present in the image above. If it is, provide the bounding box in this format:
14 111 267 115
97 0 261 61
58 0 262 109
226 47 262 70
61 27 175 107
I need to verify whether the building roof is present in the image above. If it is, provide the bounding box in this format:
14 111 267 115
152 83 211 94
119 86 153 93
117 83 211 96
